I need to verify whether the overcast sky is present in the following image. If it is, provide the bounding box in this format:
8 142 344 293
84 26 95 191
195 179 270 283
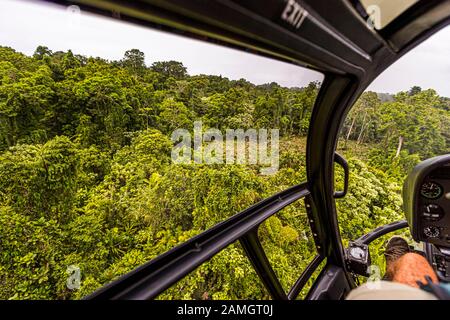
1 0 450 96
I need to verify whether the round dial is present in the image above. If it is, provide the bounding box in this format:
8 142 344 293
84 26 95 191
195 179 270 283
420 182 443 199
349 247 365 260
423 226 440 238
422 204 444 221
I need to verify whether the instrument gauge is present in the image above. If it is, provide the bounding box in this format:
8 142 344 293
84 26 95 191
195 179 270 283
424 226 440 238
349 246 365 260
420 182 443 199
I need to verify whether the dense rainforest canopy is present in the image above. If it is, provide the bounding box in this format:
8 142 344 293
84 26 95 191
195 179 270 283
0 45 448 299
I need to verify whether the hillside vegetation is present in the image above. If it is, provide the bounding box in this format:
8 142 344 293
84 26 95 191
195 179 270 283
0 46 448 299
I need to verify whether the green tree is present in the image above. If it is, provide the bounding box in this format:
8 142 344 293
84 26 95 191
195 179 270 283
121 49 146 75
151 60 187 80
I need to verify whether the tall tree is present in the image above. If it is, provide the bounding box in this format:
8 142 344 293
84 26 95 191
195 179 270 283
121 49 146 75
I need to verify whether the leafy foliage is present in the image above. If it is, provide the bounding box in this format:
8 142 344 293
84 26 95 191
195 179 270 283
0 45 448 299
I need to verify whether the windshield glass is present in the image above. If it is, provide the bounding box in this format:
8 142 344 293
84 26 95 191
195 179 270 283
336 26 450 278
0 0 324 299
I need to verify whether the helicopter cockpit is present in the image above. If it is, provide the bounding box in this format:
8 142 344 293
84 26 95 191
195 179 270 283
67 0 449 300
341 155 450 289
4 0 450 301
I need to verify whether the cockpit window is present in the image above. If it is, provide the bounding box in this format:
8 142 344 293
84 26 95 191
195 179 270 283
0 0 324 299
336 26 450 278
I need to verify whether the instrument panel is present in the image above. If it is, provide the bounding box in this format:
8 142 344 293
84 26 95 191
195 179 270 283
403 156 450 247
418 172 450 246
